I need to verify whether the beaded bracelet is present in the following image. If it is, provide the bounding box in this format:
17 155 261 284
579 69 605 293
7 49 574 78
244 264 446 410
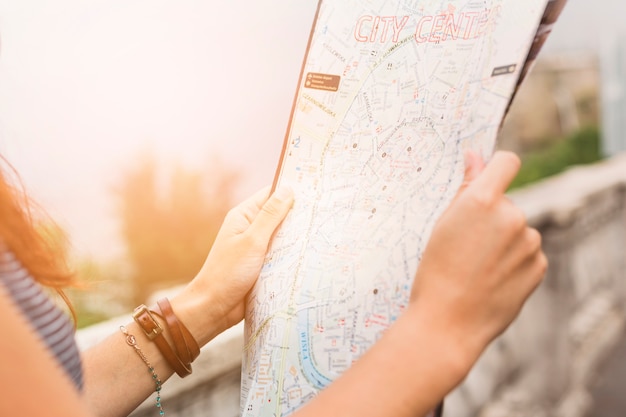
120 326 165 416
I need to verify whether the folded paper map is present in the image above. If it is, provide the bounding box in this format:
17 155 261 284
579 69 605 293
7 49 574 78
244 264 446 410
241 1 567 415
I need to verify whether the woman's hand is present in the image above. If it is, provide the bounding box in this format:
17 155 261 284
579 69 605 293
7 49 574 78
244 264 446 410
172 185 294 346
294 152 546 417
410 150 547 364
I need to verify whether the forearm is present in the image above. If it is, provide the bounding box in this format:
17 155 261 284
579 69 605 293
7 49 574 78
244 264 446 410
81 319 175 417
81 293 229 417
82 186 295 417
293 303 477 417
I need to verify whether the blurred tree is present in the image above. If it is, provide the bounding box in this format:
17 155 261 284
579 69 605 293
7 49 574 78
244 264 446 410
508 124 602 190
115 153 239 305
68 258 130 328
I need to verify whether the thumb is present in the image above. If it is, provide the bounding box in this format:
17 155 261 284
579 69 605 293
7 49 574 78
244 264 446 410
247 185 294 241
452 150 486 200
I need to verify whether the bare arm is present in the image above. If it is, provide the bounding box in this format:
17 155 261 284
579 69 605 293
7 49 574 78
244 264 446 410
292 151 546 417
0 286 95 417
81 186 296 417
0 185 295 417
4 151 544 417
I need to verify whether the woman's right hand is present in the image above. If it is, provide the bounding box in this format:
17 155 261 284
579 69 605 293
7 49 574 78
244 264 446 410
410 150 547 363
281 150 546 417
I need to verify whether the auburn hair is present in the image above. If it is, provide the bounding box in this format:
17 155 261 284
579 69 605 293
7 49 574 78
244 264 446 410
0 157 77 318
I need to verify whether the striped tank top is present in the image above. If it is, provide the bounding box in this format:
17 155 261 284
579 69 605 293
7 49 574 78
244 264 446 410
0 247 84 390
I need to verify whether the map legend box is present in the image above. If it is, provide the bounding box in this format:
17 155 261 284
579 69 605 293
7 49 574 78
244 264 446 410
304 72 341 92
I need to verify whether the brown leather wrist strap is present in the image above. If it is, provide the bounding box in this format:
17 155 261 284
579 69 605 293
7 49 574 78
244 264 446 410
133 304 192 378
154 298 200 369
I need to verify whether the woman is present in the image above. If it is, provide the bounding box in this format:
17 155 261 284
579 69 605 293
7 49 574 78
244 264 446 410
0 150 546 417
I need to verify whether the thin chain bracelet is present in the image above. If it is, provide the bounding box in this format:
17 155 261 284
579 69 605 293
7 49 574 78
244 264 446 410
120 325 165 416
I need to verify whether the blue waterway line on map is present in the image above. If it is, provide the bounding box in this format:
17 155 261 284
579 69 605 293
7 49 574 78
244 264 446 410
298 310 333 389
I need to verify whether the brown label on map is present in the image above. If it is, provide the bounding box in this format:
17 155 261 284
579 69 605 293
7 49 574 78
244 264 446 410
304 72 341 92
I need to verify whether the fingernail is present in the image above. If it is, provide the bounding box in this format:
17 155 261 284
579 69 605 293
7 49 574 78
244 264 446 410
274 185 294 201
464 149 477 166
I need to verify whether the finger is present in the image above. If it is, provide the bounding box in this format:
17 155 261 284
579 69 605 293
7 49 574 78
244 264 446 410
508 247 547 306
450 150 486 204
470 151 521 196
499 224 542 276
245 185 272 209
237 186 272 224
463 149 486 183
247 185 295 240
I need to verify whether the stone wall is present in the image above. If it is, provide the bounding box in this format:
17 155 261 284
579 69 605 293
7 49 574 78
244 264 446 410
77 153 626 417
446 153 626 417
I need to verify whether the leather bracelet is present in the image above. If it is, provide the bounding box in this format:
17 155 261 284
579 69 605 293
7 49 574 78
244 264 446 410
133 304 192 378
155 298 200 366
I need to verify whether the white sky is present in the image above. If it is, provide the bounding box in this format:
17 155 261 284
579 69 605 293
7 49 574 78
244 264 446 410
0 0 622 261
0 0 318 260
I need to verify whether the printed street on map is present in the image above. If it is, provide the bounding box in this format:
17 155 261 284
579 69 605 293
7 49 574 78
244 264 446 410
241 1 565 416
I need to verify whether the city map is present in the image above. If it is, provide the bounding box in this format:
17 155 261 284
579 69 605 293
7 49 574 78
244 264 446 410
241 1 566 416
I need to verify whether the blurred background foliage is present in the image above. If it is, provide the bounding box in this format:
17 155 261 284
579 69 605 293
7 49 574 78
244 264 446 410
114 153 238 305
70 153 239 326
509 125 602 190
497 54 605 191
69 53 607 328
